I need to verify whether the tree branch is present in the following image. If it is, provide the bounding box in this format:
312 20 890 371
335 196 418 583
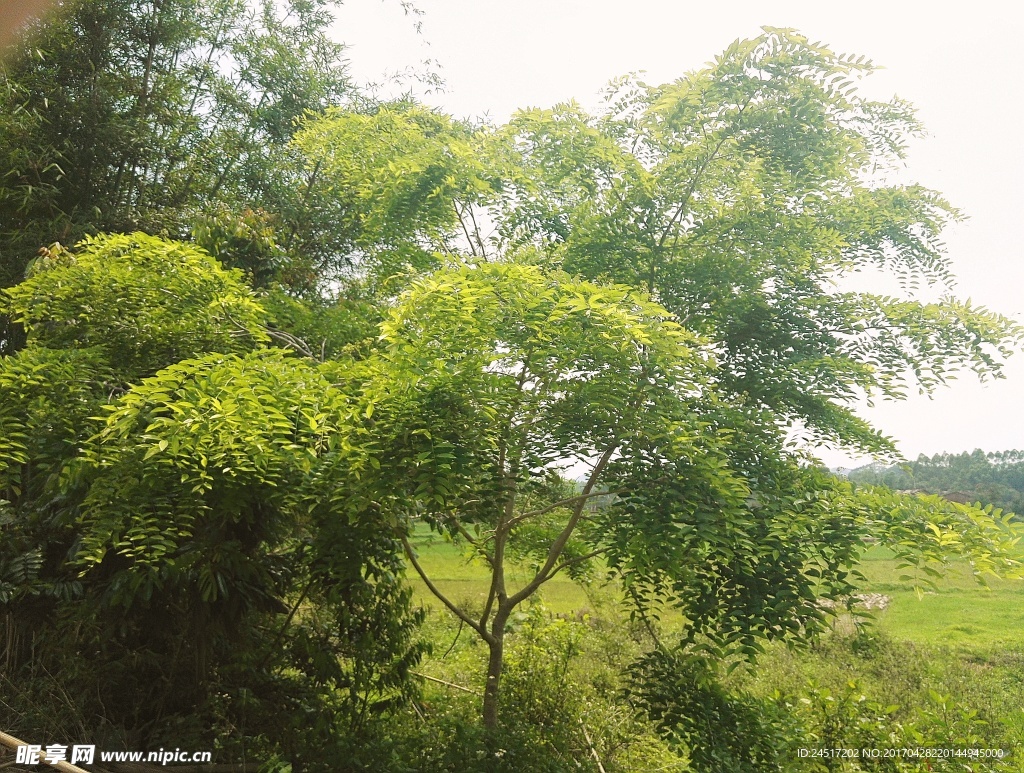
479 577 497 633
507 444 618 608
649 93 755 292
580 719 608 773
507 489 623 530
264 327 317 360
547 547 608 580
411 671 480 696
0 731 90 773
259 576 314 670
467 205 487 259
453 201 478 257
625 584 663 649
401 534 488 641
448 517 495 568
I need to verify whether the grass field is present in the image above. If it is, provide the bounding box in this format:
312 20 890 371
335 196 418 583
406 523 594 614
855 545 1024 648
407 525 1024 649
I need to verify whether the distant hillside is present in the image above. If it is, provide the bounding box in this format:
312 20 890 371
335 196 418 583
848 449 1024 517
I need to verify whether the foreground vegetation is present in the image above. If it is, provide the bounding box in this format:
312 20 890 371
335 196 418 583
403 530 1024 771
397 616 1024 772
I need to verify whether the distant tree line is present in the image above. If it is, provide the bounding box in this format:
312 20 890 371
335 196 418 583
849 449 1024 517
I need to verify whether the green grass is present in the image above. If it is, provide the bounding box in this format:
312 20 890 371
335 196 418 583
403 529 1024 770
406 531 1024 650
405 523 594 614
855 545 1024 648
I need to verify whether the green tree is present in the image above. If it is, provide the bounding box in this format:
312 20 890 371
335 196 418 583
356 262 1021 731
0 232 265 516
296 29 1024 732
4 232 267 378
850 449 1024 517
4 20 1023 758
0 0 354 300
293 103 499 297
0 234 422 763
66 349 423 762
365 261 720 728
300 29 1021 456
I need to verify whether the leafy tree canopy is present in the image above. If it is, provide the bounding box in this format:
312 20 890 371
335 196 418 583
0 0 355 297
0 235 422 761
291 28 1024 729
3 232 267 372
3 18 1024 758
298 28 1022 457
354 260 1023 728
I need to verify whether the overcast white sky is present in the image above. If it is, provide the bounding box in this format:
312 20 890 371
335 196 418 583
332 0 1024 468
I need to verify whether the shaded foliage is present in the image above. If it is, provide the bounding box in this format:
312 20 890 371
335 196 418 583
0 0 356 302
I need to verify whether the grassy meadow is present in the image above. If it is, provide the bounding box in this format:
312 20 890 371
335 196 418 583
855 546 1024 648
406 524 593 613
408 525 1024 650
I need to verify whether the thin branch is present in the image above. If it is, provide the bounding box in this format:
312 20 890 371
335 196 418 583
481 350 536 629
442 618 464 659
466 205 487 259
579 720 608 773
507 444 618 608
449 518 495 567
507 489 623 530
264 327 317 360
479 578 497 633
451 517 497 570
547 547 608 580
402 535 488 640
495 350 534 481
626 585 663 649
453 201 478 257
218 303 317 360
649 93 755 291
411 698 427 724
658 94 753 246
286 159 323 246
411 671 480 696
259 577 314 671
449 519 478 547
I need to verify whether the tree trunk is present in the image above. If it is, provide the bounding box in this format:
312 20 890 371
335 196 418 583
482 606 510 729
